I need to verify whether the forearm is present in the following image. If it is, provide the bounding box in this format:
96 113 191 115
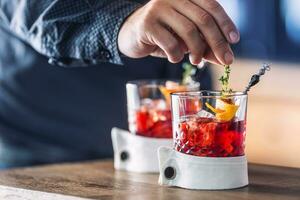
8 0 141 67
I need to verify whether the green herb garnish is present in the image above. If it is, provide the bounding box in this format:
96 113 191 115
219 65 233 95
182 63 196 85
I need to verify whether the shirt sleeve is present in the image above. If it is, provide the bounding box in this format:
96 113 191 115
7 0 141 67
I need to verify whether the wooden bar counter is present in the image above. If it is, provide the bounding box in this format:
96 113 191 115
0 160 299 200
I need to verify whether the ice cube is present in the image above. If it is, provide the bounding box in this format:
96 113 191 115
141 98 153 106
197 109 215 118
154 99 168 110
235 96 246 121
141 98 167 110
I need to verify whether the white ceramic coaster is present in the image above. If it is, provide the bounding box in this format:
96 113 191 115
111 128 172 173
158 147 248 190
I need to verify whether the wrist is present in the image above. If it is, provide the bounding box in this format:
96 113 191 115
118 6 143 57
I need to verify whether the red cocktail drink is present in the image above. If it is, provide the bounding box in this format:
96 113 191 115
171 91 248 157
175 116 246 157
135 99 172 138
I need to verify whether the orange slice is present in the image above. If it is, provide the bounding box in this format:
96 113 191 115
205 102 224 113
205 99 239 121
159 82 187 105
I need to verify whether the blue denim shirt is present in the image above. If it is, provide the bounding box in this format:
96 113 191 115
0 0 211 168
0 0 143 66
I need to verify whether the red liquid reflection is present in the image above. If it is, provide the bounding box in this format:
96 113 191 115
135 108 172 138
134 99 172 138
175 116 246 157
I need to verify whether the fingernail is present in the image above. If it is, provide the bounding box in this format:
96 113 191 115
170 50 184 63
229 31 239 43
189 54 198 65
224 52 234 64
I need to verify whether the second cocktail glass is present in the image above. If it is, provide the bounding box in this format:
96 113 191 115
126 80 199 138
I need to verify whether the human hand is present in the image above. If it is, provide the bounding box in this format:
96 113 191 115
118 0 239 65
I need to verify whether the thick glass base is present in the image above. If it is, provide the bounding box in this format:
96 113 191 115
111 128 172 173
158 147 248 190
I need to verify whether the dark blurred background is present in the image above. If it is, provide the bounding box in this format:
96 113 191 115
220 0 300 62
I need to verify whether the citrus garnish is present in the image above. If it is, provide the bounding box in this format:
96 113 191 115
205 99 239 121
204 65 239 121
159 81 187 105
160 63 199 105
205 102 224 114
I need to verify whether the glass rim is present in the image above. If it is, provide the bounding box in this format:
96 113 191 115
171 90 247 98
126 79 200 87
127 79 178 85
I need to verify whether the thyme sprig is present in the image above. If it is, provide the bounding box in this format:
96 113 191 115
219 65 233 96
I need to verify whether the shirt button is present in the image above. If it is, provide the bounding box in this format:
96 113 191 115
105 52 111 59
100 50 111 59
48 57 58 65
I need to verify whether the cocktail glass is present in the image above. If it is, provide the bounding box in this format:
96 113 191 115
126 80 199 138
171 91 247 157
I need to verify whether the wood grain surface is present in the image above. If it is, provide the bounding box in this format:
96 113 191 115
0 160 299 200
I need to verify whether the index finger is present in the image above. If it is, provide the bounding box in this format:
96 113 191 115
191 0 240 43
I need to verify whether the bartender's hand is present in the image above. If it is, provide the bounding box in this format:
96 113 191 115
118 0 239 65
